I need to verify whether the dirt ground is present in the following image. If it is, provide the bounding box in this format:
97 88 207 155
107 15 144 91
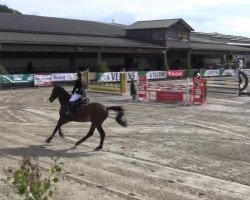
0 85 250 200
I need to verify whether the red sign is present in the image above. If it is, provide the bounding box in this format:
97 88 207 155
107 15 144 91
138 74 148 100
156 91 183 102
167 70 184 78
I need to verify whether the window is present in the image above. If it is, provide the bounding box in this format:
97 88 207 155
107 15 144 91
152 30 166 40
178 31 188 41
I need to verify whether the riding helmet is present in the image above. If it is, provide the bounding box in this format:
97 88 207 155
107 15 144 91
77 71 83 76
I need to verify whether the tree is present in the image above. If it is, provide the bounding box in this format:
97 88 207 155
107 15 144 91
0 4 22 14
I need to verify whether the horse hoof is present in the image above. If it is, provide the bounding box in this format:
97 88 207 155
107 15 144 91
59 133 65 139
75 142 80 146
45 138 51 143
94 146 102 151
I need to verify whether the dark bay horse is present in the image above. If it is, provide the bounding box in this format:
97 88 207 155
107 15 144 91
46 85 127 150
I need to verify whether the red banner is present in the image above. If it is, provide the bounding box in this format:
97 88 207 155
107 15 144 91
167 70 185 78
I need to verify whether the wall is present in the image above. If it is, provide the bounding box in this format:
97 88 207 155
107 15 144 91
1 58 70 73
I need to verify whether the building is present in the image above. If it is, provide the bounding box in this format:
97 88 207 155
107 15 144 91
0 12 250 73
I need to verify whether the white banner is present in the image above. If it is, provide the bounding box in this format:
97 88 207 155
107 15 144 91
98 71 167 82
34 74 52 86
51 73 76 82
98 72 119 82
242 69 250 76
126 72 138 81
146 71 166 79
98 72 138 82
203 69 220 77
221 69 235 76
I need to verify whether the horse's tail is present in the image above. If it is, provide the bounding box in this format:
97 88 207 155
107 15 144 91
107 106 128 127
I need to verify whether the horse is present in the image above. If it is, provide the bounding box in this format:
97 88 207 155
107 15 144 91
46 85 127 150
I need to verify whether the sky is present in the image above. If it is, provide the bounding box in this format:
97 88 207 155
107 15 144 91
1 0 250 37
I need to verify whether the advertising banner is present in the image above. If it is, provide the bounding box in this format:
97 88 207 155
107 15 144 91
220 69 235 76
167 70 185 78
200 69 220 77
51 73 75 82
242 69 250 76
146 71 166 79
34 74 52 86
97 72 138 82
125 71 138 81
88 72 97 81
0 74 34 83
97 72 120 82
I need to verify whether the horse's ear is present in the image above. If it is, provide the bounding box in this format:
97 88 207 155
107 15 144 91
52 83 63 89
53 83 61 87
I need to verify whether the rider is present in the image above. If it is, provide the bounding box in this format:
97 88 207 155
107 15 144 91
235 59 244 80
66 71 86 116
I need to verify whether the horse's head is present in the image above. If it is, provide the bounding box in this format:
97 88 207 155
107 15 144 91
49 85 60 103
49 85 70 104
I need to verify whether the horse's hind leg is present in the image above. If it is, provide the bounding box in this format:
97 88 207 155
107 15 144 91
75 124 96 147
58 128 65 138
95 126 106 151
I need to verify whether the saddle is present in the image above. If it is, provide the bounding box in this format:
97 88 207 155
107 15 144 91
73 98 89 113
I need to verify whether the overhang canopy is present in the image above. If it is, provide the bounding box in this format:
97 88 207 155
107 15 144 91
191 42 250 52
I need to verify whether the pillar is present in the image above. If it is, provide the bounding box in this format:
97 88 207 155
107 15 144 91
0 43 2 67
69 56 77 71
97 50 102 67
187 50 191 69
163 49 168 69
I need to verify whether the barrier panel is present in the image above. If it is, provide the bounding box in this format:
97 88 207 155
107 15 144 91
147 79 193 104
120 73 127 94
201 69 250 96
138 72 195 104
156 91 184 102
138 71 148 100
205 76 239 95
192 78 206 104
137 72 207 105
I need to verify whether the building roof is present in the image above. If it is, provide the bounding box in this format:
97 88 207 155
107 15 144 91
0 12 126 37
0 31 164 49
0 13 166 49
0 13 250 52
126 18 194 31
191 32 250 47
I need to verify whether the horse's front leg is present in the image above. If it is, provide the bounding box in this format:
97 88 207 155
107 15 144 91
46 118 68 143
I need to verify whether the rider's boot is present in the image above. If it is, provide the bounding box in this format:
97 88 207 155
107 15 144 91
66 102 74 116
